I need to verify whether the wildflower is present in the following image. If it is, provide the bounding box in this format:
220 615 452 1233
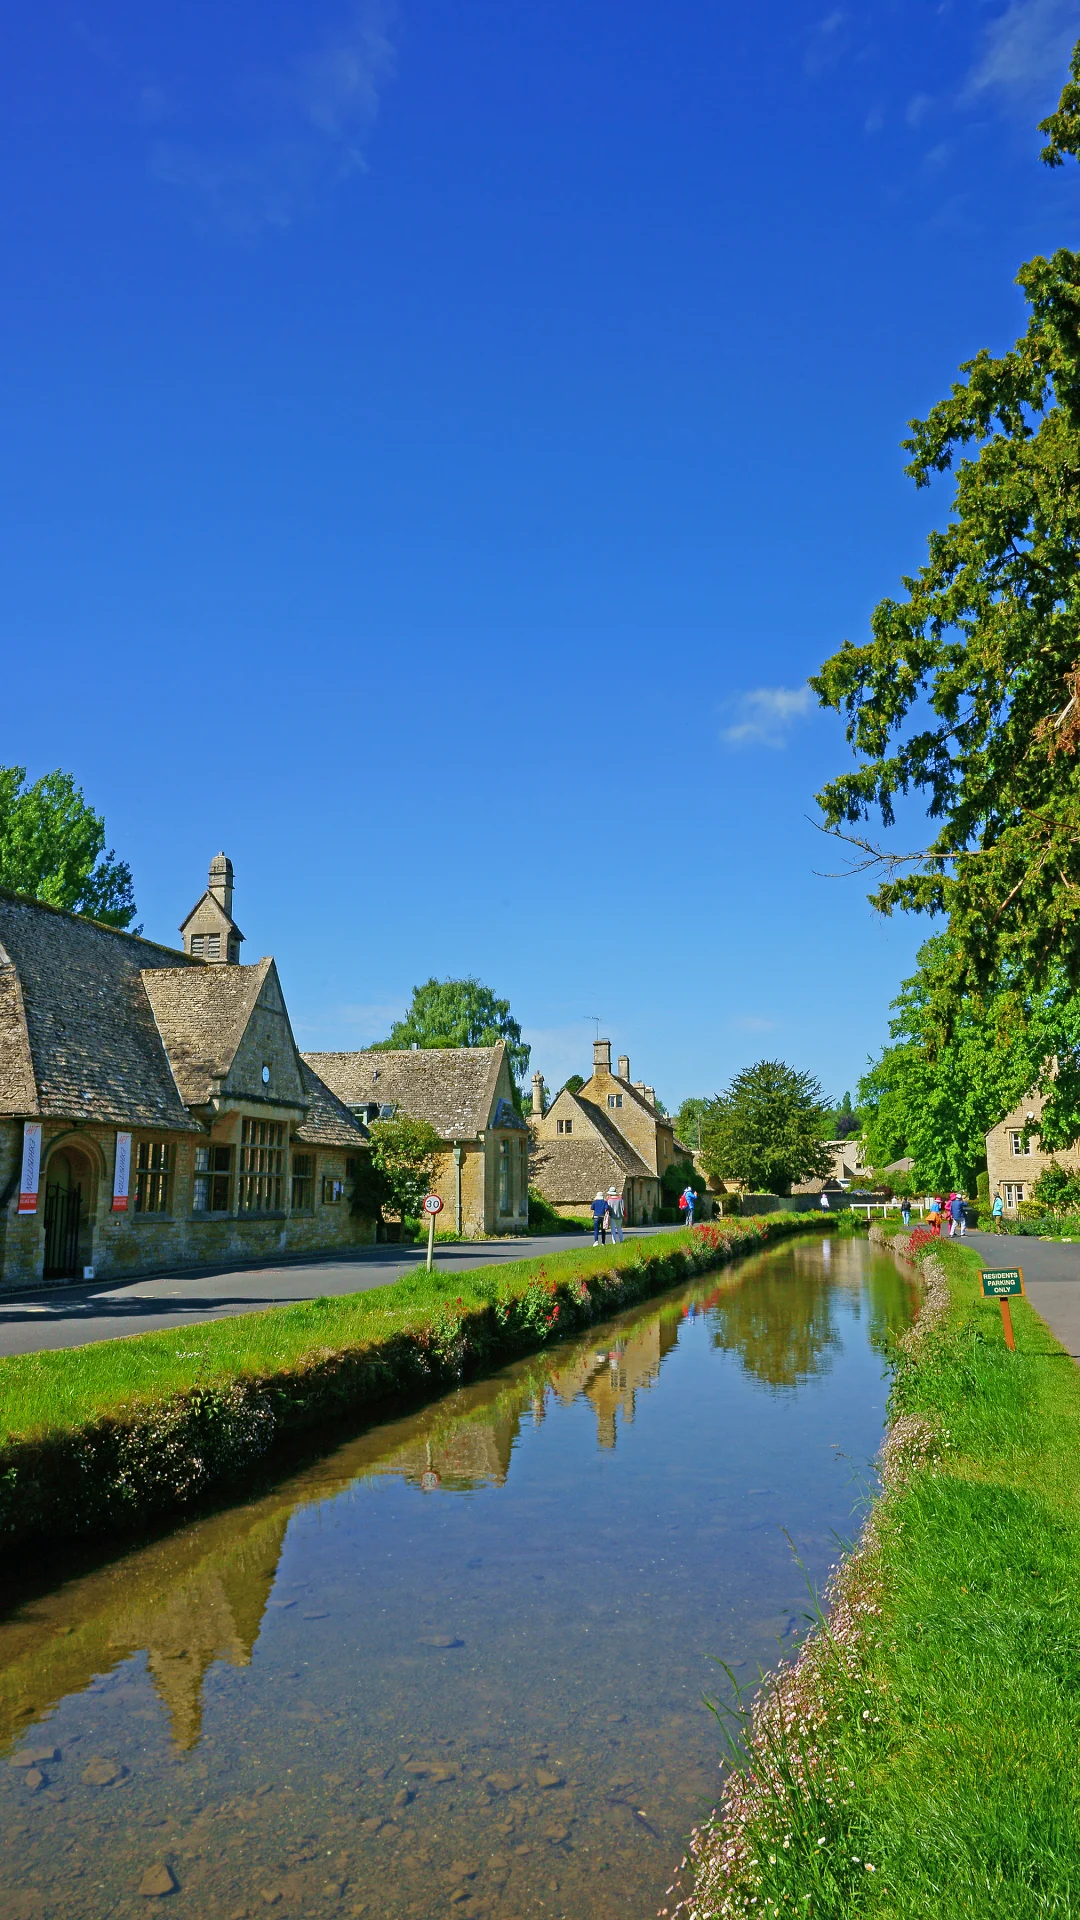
817 1837 826 1847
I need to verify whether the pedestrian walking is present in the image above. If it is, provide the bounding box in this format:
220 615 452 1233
606 1187 625 1243
681 1184 697 1226
991 1192 1005 1233
901 1196 911 1228
819 1190 831 1212
949 1192 966 1238
928 1195 942 1237
591 1192 609 1246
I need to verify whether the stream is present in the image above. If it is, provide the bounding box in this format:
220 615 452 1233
0 1233 917 1920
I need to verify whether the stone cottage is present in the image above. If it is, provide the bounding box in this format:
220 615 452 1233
0 858 372 1290
302 1042 529 1236
985 1087 1080 1215
527 1040 670 1223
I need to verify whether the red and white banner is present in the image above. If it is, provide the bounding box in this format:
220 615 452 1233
18 1122 42 1215
112 1131 132 1213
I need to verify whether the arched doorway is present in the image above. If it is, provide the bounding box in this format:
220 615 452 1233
43 1143 96 1281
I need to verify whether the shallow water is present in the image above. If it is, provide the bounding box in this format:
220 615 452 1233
0 1235 915 1920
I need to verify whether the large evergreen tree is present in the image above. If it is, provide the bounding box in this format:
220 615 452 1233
699 1061 834 1196
812 43 1080 1031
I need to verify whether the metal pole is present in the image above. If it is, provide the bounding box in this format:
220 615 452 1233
426 1209 436 1272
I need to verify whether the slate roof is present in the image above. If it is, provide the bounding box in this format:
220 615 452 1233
295 1061 369 1148
574 1098 654 1174
529 1137 648 1204
0 889 201 1130
140 961 271 1106
303 1045 510 1139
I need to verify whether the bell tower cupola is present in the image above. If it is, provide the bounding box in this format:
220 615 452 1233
179 852 245 964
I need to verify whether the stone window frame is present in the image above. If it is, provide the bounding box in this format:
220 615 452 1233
321 1175 345 1206
291 1152 315 1212
238 1118 285 1212
1003 1181 1025 1208
135 1139 172 1215
1008 1130 1033 1157
498 1137 513 1213
557 1118 573 1135
607 1093 624 1109
193 1143 233 1214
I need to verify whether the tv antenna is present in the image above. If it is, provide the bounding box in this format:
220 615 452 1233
584 1015 602 1041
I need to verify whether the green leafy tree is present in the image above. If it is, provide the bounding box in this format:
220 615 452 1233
349 1154 392 1223
0 765 135 927
810 43 1080 1028
1032 1161 1080 1214
367 1115 444 1223
823 1091 861 1140
661 1157 705 1200
560 1074 585 1097
858 933 1080 1190
699 1061 834 1196
376 977 529 1087
675 1096 710 1152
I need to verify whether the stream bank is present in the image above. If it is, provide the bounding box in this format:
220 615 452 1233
674 1226 1080 1920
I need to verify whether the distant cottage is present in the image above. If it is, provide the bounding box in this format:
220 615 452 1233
303 1045 529 1236
527 1040 675 1223
0 857 371 1290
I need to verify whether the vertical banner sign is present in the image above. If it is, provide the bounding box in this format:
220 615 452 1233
112 1131 132 1213
18 1121 42 1214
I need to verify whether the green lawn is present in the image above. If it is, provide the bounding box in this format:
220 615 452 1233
685 1234 1080 1920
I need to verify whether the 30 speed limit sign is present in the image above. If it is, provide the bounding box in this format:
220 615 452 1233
423 1194 443 1215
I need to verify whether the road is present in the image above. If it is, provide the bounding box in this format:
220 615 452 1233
962 1229 1080 1358
0 1228 667 1358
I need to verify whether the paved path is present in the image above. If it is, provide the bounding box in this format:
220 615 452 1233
0 1228 666 1359
964 1230 1080 1358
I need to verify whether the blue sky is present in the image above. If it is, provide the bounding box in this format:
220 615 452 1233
3 0 1080 1108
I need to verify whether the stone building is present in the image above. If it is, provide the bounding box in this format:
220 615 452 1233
303 1042 529 1236
985 1088 1080 1215
0 858 372 1291
527 1040 671 1223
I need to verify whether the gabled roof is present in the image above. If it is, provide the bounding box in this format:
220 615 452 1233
580 1070 672 1125
529 1135 651 1205
295 1061 369 1148
141 960 273 1106
566 1093 654 1175
0 888 200 1129
178 889 244 940
303 1044 510 1139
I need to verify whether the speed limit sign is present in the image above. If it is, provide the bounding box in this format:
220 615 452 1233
423 1194 443 1215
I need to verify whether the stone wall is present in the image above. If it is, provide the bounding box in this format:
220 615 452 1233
0 1119 375 1292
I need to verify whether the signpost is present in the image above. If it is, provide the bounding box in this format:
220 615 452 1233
980 1267 1024 1351
423 1192 443 1271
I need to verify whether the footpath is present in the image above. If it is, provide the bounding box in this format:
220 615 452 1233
963 1228 1080 1357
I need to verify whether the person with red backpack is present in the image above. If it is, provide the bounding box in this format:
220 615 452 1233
679 1183 697 1227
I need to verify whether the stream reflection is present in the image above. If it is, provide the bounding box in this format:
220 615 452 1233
0 1236 915 1920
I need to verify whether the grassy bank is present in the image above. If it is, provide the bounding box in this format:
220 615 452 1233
676 1227 1080 1920
0 1216 820 1551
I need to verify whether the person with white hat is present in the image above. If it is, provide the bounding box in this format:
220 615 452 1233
591 1192 609 1245
606 1186 625 1243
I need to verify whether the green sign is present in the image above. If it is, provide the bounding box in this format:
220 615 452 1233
981 1268 1024 1298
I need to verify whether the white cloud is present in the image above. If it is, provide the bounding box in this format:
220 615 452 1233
731 1015 776 1033
966 0 1079 110
721 684 814 749
906 92 933 128
150 0 396 233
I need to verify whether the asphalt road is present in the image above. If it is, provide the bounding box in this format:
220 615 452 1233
0 1228 668 1358
963 1229 1080 1358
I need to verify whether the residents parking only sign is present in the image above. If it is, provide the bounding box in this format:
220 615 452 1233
980 1268 1024 1298
980 1266 1024 1352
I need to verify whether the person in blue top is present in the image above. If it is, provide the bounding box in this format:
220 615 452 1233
591 1192 609 1245
948 1192 966 1238
991 1192 1005 1232
681 1184 697 1226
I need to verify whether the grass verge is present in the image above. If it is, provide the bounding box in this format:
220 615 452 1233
0 1216 819 1550
675 1226 1080 1920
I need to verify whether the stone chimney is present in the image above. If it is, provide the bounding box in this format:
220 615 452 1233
644 1086 656 1108
617 1055 630 1081
593 1038 612 1073
531 1071 545 1116
208 853 234 920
